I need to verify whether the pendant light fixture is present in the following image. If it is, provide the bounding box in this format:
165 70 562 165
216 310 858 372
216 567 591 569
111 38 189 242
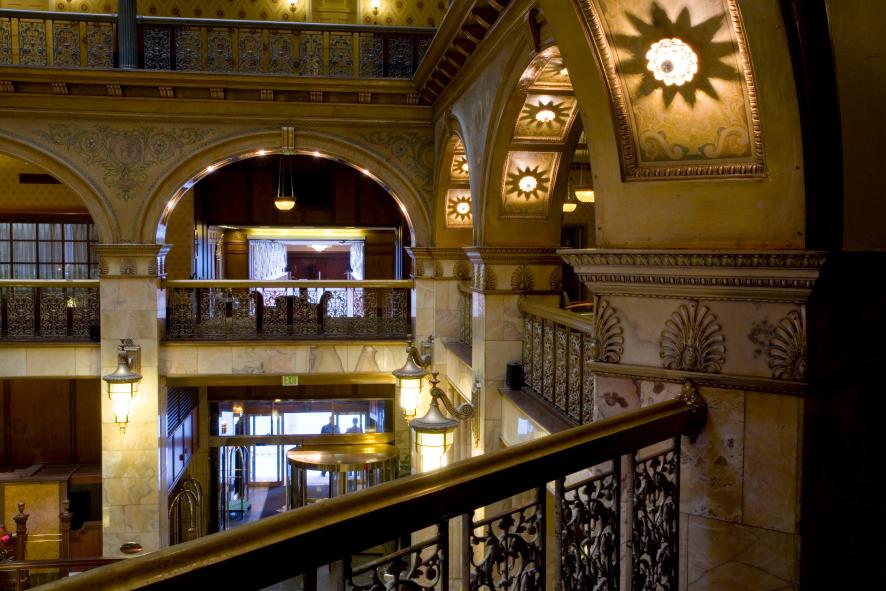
274 151 296 211
573 140 595 203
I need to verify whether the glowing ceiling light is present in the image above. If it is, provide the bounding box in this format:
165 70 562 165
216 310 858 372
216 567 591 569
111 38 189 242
535 108 556 123
455 201 471 215
205 164 216 174
256 149 267 157
362 168 371 176
518 175 538 193
645 38 698 86
574 188 595 203
311 244 329 252
313 151 322 157
461 161 469 173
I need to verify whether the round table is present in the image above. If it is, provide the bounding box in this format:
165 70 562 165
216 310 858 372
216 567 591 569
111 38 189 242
287 444 399 508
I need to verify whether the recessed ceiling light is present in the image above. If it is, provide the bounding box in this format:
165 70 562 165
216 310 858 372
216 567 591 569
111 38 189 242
646 38 698 86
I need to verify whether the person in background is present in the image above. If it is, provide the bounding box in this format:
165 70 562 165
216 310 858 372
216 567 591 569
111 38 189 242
346 418 362 433
321 415 338 434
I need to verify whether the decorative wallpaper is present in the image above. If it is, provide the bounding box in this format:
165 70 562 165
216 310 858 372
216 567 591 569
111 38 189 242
164 188 193 280
577 0 764 178
0 153 85 212
42 0 444 26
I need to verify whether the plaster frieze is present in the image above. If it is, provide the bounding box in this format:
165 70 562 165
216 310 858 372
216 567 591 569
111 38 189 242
560 249 826 303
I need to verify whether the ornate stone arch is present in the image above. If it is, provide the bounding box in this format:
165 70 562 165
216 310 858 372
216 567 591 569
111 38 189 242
0 132 117 242
433 114 475 246
138 128 432 247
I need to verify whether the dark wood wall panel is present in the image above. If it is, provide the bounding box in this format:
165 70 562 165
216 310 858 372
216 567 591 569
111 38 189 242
0 378 100 467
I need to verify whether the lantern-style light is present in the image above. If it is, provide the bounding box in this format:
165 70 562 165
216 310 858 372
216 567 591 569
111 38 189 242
102 339 142 433
392 340 431 419
410 374 459 471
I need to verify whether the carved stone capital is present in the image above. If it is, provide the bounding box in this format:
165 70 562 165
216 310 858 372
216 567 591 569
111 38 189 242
560 248 826 303
406 247 471 279
96 244 172 278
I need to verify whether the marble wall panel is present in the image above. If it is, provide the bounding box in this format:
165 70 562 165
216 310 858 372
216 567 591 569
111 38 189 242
639 379 683 406
196 347 233 374
594 376 641 420
686 514 797 589
743 391 801 533
161 345 198 375
680 387 744 523
0 348 26 376
231 346 270 374
26 347 76 375
75 346 101 375
483 340 522 382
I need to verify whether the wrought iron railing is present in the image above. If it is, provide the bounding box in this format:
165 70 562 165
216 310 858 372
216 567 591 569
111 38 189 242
164 279 412 340
0 9 434 78
519 299 615 425
36 392 706 591
457 281 472 347
0 280 99 341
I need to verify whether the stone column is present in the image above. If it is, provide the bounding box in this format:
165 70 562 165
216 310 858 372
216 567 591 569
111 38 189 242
117 0 138 69
464 247 562 455
97 244 169 556
562 249 826 590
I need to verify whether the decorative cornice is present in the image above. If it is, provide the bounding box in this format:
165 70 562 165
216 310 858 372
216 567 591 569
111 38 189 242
96 244 171 278
466 246 563 265
406 247 469 262
560 249 826 303
590 361 807 397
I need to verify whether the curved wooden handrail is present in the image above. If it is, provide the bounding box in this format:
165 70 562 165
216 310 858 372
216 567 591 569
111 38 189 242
518 298 595 334
163 279 413 289
0 280 99 288
39 395 705 591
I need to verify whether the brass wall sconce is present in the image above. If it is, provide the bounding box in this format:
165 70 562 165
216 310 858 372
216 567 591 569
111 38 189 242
102 339 142 433
410 373 478 472
392 337 433 420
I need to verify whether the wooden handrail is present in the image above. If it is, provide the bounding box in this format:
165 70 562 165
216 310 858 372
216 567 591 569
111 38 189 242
137 15 435 34
0 280 99 288
0 9 116 22
0 557 120 572
163 279 413 289
519 298 595 334
38 394 705 590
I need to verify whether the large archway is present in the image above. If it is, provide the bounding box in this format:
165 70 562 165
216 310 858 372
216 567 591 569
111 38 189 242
138 129 432 248
0 133 117 243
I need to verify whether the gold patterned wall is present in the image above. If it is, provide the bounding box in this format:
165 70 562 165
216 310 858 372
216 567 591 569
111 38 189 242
164 188 194 280
0 153 86 212
578 0 764 178
37 0 444 26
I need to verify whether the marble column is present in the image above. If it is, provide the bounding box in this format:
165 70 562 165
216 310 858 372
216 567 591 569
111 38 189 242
465 247 562 455
97 244 169 557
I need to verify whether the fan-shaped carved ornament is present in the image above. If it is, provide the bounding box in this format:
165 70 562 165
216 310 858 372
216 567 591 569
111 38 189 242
660 300 725 373
590 295 624 363
768 308 806 380
511 265 535 291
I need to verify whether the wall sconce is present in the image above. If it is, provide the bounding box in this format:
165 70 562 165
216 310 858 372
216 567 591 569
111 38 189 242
410 373 477 472
102 339 142 433
371 0 381 16
289 0 298 12
392 338 433 420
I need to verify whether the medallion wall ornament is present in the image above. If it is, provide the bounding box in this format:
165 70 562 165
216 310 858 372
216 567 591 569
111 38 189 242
768 308 807 380
453 260 472 281
549 267 563 291
590 295 624 363
38 124 214 201
511 265 535 291
660 300 725 373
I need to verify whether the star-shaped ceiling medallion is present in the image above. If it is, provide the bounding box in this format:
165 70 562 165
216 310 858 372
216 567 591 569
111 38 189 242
614 2 740 107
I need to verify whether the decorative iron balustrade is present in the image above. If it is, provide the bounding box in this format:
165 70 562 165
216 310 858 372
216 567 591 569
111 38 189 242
519 299 597 425
0 280 99 341
165 280 412 340
457 281 472 347
36 394 704 591
0 9 433 78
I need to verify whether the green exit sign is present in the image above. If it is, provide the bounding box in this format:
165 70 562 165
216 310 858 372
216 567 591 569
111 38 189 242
282 375 299 386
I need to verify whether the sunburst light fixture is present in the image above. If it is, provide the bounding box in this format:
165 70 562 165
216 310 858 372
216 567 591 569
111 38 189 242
520 99 570 128
615 2 739 107
452 156 469 175
447 194 472 223
507 165 549 200
646 38 697 86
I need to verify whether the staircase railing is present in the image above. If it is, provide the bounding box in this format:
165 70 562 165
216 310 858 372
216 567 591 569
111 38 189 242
0 9 433 78
164 279 412 340
37 391 706 591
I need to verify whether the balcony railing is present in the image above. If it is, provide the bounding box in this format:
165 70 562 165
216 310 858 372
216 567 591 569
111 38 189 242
0 9 434 78
164 280 412 341
519 299 612 425
36 393 706 591
0 280 99 341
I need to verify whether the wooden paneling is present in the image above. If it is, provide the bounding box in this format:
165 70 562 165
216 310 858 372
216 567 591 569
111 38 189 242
0 379 100 467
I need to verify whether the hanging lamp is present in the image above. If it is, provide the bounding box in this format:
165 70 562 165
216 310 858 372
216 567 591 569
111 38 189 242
274 151 296 211
573 143 595 203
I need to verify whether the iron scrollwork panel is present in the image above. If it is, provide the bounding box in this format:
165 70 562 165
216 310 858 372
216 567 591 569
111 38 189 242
560 462 621 591
39 287 67 337
542 319 555 402
300 32 323 76
86 21 114 67
555 325 568 413
329 32 353 77
632 440 680 591
531 316 542 394
52 21 80 67
18 19 46 66
386 35 413 78
238 28 263 73
0 19 12 65
175 27 202 71
70 288 98 338
206 27 233 72
359 33 383 77
144 27 171 70
168 288 196 338
522 315 533 389
582 334 595 424
346 526 447 591
469 491 545 591
567 330 583 423
5 287 35 337
269 30 293 73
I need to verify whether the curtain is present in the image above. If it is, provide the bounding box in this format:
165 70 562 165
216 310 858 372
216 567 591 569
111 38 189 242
248 240 288 280
349 241 364 280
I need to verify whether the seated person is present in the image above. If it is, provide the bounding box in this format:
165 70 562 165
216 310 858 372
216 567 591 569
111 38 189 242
346 418 361 433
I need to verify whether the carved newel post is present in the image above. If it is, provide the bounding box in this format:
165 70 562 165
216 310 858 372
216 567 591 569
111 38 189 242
12 502 28 561
60 500 73 560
